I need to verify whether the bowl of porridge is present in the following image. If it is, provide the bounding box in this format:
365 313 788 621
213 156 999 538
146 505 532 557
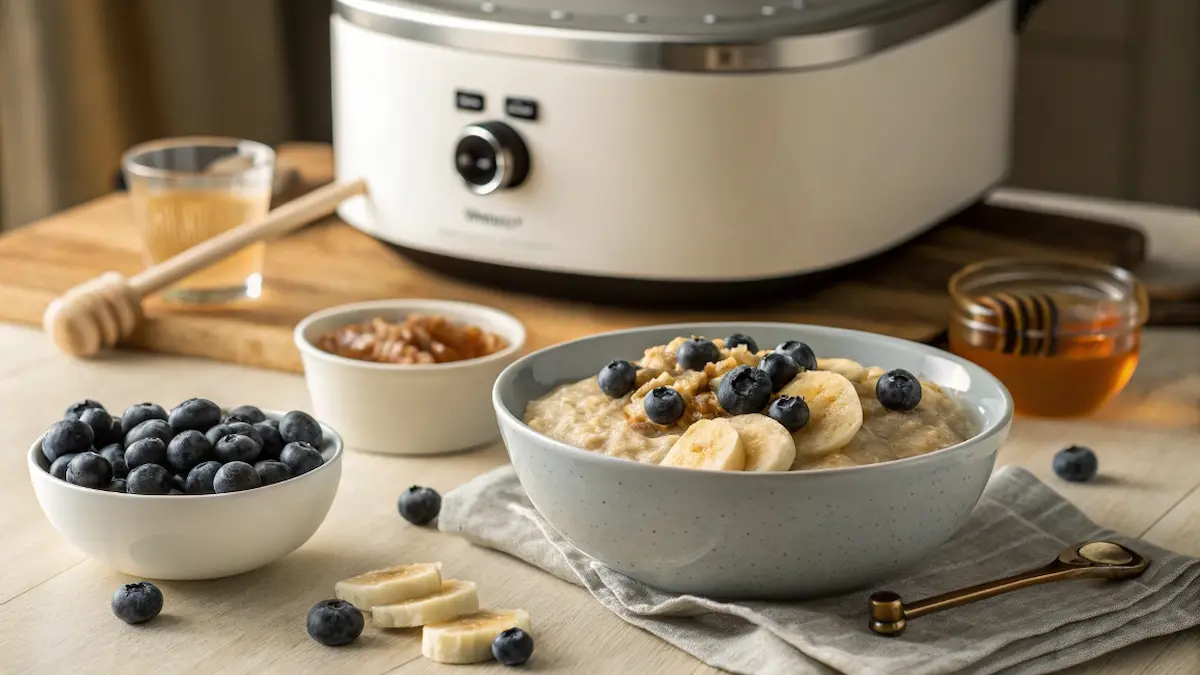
493 323 1012 599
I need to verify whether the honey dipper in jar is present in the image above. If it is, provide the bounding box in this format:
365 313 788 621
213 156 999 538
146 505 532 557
948 259 1149 418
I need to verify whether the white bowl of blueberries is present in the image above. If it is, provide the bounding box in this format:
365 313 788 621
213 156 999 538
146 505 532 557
27 398 343 580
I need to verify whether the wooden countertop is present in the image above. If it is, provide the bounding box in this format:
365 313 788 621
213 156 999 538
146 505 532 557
0 193 1197 674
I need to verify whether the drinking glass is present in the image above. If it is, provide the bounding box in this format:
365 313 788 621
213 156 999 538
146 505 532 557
122 137 274 305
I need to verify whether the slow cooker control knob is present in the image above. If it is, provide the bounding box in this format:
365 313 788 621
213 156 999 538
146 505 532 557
453 121 530 195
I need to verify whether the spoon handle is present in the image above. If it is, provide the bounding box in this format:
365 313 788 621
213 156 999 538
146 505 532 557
869 541 1149 636
127 178 367 297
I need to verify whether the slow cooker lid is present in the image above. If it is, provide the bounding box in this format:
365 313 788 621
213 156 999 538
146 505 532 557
336 0 1003 72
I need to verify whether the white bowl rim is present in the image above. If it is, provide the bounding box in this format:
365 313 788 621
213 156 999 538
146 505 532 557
493 321 1014 479
28 409 344 501
293 298 527 372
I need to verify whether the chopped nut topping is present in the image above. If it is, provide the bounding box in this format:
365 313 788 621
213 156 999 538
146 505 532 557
316 313 507 365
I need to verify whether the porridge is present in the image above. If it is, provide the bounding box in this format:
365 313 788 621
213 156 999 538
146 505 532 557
524 334 974 472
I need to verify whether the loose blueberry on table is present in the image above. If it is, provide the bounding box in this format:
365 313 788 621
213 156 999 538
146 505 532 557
676 337 722 371
643 386 686 425
493 627 535 666
717 365 773 415
111 581 163 625
39 400 324 495
597 359 638 399
724 333 758 353
775 340 817 371
398 485 442 525
1053 445 1099 482
306 599 364 647
876 369 922 412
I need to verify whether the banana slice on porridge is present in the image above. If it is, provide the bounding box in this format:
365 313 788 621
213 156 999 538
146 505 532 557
727 414 796 472
661 418 745 471
778 370 864 463
816 358 866 382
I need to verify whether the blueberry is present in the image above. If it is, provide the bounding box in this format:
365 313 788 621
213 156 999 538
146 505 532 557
398 485 442 525
111 582 163 624
775 341 817 371
42 419 95 463
767 396 810 432
204 423 231 447
49 453 79 481
120 402 168 435
103 416 126 447
758 353 800 392
675 338 721 371
166 430 212 472
222 413 255 425
724 333 758 353
642 387 685 426
306 599 364 647
106 479 127 493
66 452 113 489
280 410 323 447
876 369 922 412
597 360 638 399
222 421 263 449
492 627 535 666
98 443 128 478
215 434 261 464
254 460 293 486
168 398 222 433
717 365 773 415
125 437 168 471
262 418 280 429
279 441 323 476
171 473 188 492
213 461 260 492
126 464 171 495
226 405 266 424
185 461 222 494
1053 445 1098 482
64 399 105 421
254 421 285 460
125 419 173 447
76 407 113 445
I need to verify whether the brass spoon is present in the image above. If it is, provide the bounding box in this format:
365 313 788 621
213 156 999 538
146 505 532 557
869 541 1149 636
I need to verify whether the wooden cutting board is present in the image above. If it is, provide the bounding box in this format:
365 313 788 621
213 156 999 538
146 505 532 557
0 144 1146 373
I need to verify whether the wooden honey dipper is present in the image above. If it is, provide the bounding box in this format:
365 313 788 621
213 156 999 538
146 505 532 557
43 178 368 358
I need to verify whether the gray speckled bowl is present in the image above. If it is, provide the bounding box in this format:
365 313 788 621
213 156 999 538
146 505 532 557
493 323 1012 599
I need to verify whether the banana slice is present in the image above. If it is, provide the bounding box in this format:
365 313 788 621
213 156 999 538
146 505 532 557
817 358 866 382
779 370 863 463
335 562 443 609
727 414 796 472
372 579 480 628
422 609 533 664
660 418 745 471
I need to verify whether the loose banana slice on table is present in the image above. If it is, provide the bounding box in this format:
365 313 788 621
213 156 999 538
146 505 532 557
661 418 745 471
335 562 442 609
727 414 796 472
372 579 480 628
422 609 533 664
779 370 864 465
816 357 866 382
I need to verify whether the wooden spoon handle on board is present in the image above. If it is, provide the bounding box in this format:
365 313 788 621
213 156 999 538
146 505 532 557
43 178 368 358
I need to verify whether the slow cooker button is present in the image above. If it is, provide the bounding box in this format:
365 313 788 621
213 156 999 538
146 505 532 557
504 97 538 121
455 90 485 112
453 121 530 195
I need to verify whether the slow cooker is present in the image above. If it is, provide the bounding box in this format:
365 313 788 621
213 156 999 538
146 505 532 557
331 0 1043 302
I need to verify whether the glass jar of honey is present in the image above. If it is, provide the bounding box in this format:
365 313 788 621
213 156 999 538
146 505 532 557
948 259 1149 418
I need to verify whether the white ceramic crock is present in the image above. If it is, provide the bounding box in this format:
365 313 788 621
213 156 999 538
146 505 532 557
294 299 526 455
28 411 342 580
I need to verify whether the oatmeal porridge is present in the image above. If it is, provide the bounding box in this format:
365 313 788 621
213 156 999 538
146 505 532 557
523 334 974 472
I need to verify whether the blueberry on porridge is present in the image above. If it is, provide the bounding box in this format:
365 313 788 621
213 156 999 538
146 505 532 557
523 335 974 472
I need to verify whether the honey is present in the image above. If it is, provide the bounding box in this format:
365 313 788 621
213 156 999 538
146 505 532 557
948 259 1148 418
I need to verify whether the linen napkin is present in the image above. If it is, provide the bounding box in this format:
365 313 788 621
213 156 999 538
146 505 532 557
438 465 1200 675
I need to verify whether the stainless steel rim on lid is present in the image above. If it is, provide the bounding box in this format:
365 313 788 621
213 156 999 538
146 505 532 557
335 0 1006 72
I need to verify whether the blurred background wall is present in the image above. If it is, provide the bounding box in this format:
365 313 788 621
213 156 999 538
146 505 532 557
0 0 1196 232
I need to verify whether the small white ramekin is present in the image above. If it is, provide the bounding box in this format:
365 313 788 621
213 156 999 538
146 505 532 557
294 299 526 455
